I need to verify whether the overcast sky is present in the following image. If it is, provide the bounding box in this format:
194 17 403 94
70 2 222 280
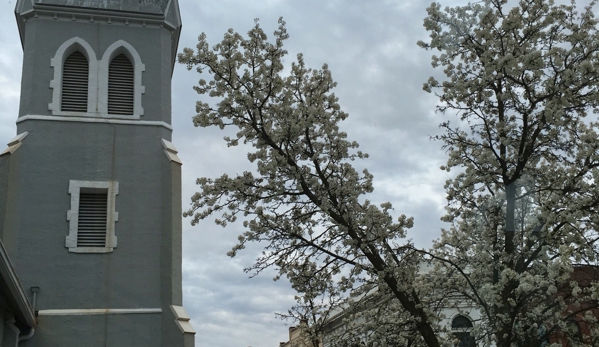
0 1 457 346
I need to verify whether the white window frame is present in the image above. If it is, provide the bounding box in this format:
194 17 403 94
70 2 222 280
66 180 119 253
49 37 98 116
98 40 145 119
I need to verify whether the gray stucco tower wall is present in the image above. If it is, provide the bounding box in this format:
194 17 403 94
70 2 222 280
0 0 195 345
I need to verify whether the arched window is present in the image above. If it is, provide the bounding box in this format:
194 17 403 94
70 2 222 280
61 51 89 112
564 320 583 347
99 40 145 118
108 54 134 115
451 315 475 347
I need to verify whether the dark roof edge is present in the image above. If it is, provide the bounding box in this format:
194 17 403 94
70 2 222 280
31 3 166 19
0 239 36 328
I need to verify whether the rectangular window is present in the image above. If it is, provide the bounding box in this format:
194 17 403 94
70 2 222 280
66 181 118 253
77 189 108 247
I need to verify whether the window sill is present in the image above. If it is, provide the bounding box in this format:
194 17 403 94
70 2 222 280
67 247 114 254
51 111 141 120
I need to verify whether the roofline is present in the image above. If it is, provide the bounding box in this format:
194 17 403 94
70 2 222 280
0 239 36 328
32 2 167 19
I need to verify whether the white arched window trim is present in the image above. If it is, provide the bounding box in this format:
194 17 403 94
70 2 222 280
48 37 98 116
98 40 145 119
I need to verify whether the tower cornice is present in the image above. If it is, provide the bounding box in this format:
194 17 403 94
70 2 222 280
15 0 182 72
18 7 176 29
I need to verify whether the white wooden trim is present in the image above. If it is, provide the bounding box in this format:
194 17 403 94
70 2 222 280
38 308 162 316
7 132 29 146
161 139 182 164
0 132 28 156
16 115 172 130
171 305 196 334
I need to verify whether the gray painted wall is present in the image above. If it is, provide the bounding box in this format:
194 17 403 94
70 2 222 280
0 156 9 245
31 314 162 346
0 149 23 260
9 119 187 347
12 120 169 310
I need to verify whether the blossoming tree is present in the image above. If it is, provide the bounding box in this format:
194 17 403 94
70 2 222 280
420 0 599 345
178 19 446 347
179 0 599 344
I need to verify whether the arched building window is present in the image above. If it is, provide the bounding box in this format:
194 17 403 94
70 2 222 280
108 54 134 115
49 37 98 115
564 319 583 347
61 51 89 112
451 315 475 347
98 40 145 118
49 38 143 118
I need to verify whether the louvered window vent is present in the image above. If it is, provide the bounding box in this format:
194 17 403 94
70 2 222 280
66 181 118 253
77 190 108 247
108 54 134 115
61 51 89 112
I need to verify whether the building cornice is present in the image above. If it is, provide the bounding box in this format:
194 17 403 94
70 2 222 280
17 115 173 131
38 308 162 316
17 6 176 33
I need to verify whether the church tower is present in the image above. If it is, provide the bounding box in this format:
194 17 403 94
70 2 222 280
0 0 194 345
